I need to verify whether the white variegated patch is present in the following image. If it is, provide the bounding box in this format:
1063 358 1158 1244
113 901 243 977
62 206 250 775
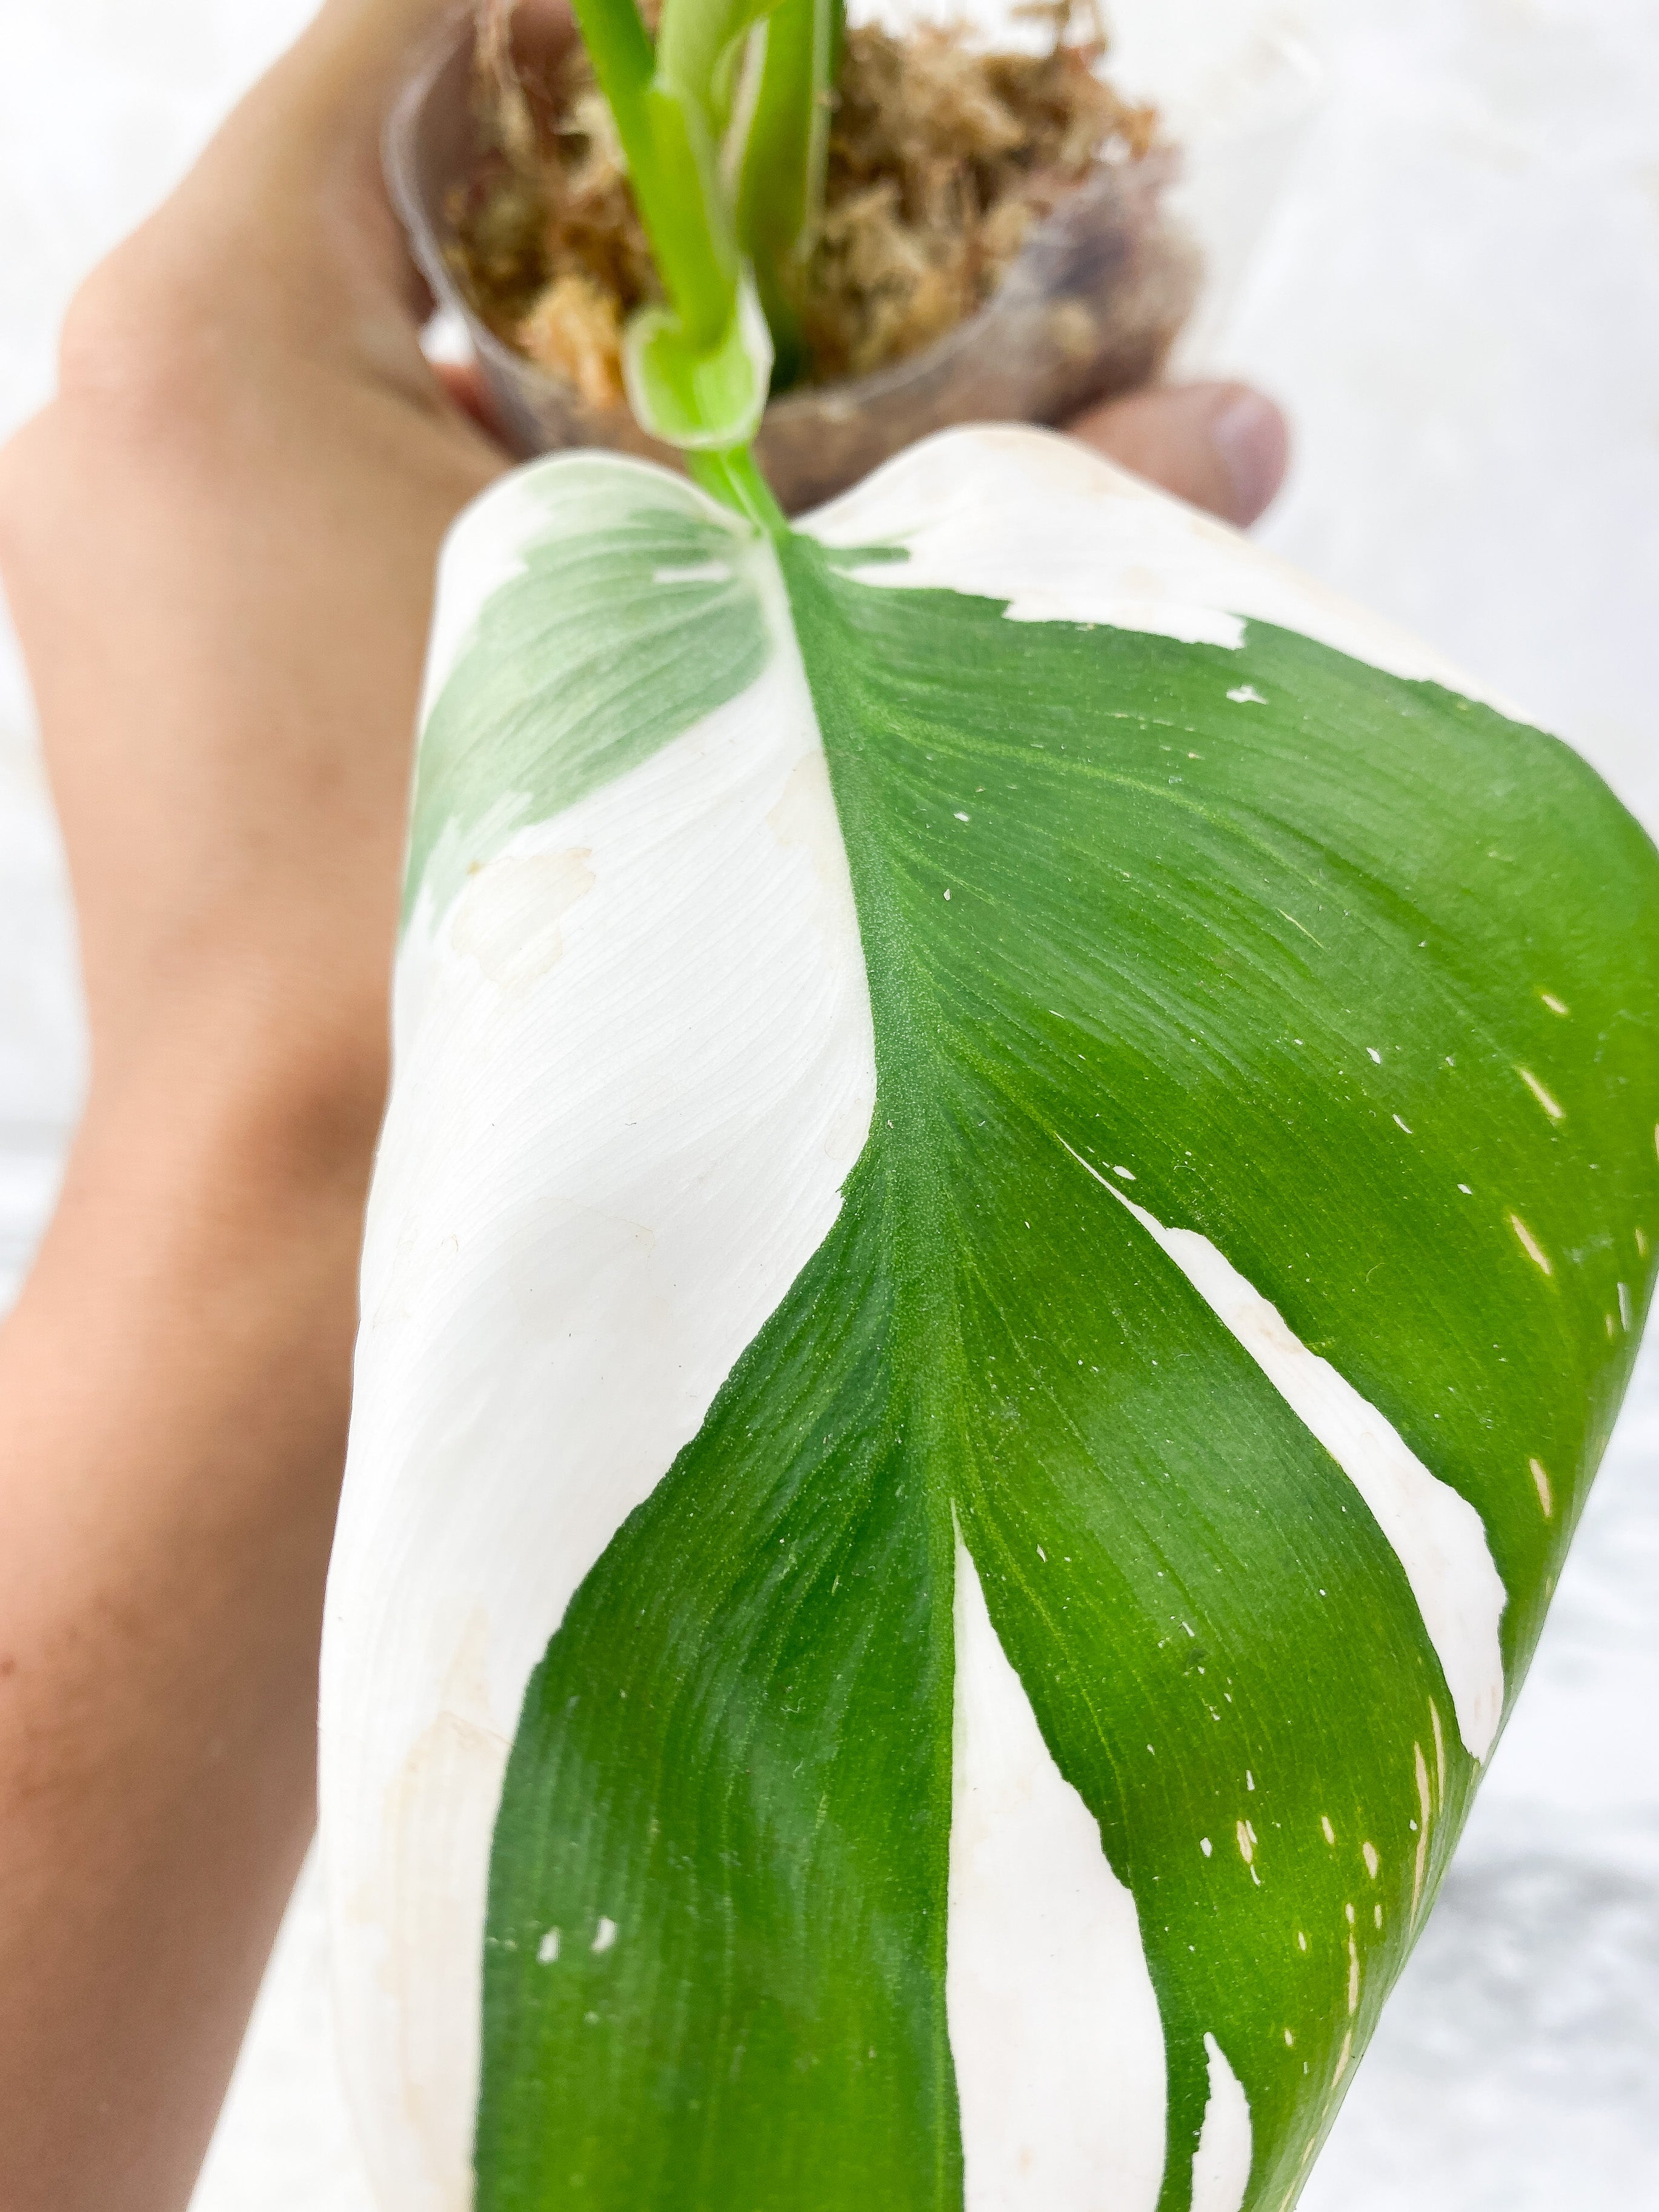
805 426 1534 723
948 1535 1168 2212
321 557 873 2207
1191 2035 1254 2212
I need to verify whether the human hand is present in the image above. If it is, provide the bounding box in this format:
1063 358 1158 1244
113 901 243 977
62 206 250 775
0 0 507 1155
1071 379 1289 531
0 0 1283 1165
0 3 506 2204
0 0 1285 2202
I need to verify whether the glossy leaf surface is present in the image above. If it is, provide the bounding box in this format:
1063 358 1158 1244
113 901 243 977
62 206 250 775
322 430 1659 2212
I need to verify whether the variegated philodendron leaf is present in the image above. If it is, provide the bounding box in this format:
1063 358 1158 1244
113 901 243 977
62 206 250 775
321 428 1659 2212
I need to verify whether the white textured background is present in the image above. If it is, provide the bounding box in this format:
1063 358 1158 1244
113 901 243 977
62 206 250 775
0 2 1654 2207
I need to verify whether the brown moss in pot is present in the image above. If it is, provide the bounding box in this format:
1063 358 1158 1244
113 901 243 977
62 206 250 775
440 2 1200 511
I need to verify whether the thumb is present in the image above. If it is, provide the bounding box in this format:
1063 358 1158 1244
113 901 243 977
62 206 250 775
1067 382 1290 529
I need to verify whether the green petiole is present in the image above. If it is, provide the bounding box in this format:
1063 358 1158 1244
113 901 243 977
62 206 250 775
734 0 840 390
562 0 842 510
686 444 788 535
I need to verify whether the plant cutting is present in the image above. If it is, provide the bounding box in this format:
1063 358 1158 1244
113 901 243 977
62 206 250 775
391 0 1200 505
319 0 1659 2207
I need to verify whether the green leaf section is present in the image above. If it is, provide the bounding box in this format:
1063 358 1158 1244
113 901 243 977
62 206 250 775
791 554 1659 1700
475 1157 959 2209
405 462 766 926
474 505 1659 2210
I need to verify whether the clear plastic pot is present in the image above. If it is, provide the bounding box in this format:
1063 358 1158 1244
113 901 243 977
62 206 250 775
385 4 1321 513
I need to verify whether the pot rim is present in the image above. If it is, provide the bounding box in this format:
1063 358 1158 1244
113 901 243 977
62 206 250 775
383 4 1187 427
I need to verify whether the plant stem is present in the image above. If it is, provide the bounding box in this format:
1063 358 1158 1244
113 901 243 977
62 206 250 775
568 0 736 346
686 446 788 535
565 0 806 516
565 0 654 154
734 0 840 388
656 0 775 133
636 88 740 349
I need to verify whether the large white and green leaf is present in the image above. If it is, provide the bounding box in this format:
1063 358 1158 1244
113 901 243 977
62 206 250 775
320 428 1659 2212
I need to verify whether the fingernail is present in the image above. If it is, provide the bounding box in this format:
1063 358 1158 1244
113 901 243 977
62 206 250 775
1209 390 1289 525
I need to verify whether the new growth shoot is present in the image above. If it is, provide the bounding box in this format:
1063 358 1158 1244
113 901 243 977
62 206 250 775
560 0 842 522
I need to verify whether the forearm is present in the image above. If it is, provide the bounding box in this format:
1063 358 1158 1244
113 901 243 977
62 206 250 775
0 1053 374 2212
